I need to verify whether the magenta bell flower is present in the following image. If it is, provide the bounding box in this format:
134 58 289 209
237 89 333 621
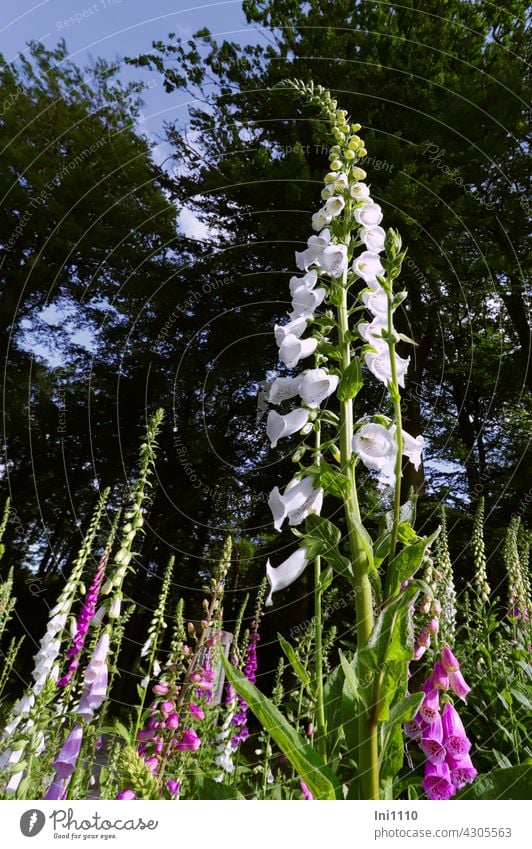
420 711 446 764
440 646 460 673
44 724 83 800
404 719 423 740
442 702 472 758
166 712 179 730
117 788 137 800
449 669 471 701
188 704 205 721
419 685 440 724
447 752 478 789
300 780 313 800
176 728 201 752
430 660 449 691
58 554 107 687
422 761 455 800
167 779 180 797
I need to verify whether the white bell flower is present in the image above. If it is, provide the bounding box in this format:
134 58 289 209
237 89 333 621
354 202 383 227
267 376 302 405
266 408 310 448
298 368 339 407
360 225 386 253
268 476 323 531
362 286 389 317
391 425 425 470
274 315 308 345
318 243 348 278
291 285 326 316
353 423 397 484
295 229 331 270
358 317 387 347
350 182 371 200
265 547 310 606
353 250 385 283
278 334 318 368
325 195 345 218
289 269 318 297
365 348 410 387
311 208 332 231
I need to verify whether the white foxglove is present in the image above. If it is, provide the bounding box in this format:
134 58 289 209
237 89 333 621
350 182 371 200
333 173 348 191
365 348 410 388
360 225 386 253
268 476 323 531
353 250 385 283
265 547 309 606
391 425 424 470
289 269 318 297
311 209 332 231
353 423 397 485
325 195 345 218
354 202 383 227
295 229 331 270
291 285 326 316
362 286 388 318
274 315 308 345
267 376 302 405
319 243 348 277
298 368 339 407
278 334 317 368
266 408 309 448
358 317 387 346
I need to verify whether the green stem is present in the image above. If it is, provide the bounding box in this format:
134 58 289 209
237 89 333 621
313 417 327 758
336 249 379 800
386 296 403 561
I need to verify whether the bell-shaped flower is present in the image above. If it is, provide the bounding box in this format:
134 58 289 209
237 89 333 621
358 316 387 346
449 669 471 701
353 250 385 283
354 202 383 227
440 646 460 673
266 408 309 448
176 728 201 752
324 195 345 218
278 334 318 368
298 368 339 408
333 173 348 191
274 315 308 345
265 546 309 607
52 725 84 780
430 659 449 691
365 348 410 388
291 285 326 317
318 243 348 278
442 702 471 759
350 182 371 200
289 269 318 297
361 285 388 317
295 230 331 270
419 710 446 764
311 208 332 231
268 476 323 531
389 425 424 470
422 761 455 800
360 225 386 253
353 423 396 476
447 752 477 789
419 685 440 724
267 376 302 405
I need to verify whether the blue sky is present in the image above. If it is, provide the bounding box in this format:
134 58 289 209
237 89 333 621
0 0 261 136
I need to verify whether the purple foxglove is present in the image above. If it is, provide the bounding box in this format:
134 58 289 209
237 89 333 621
176 728 201 752
298 368 339 408
117 788 137 800
440 646 460 673
311 208 332 231
300 780 313 800
278 334 318 368
430 660 450 691
419 686 440 724
274 315 308 345
354 202 383 227
360 225 386 253
266 408 309 448
420 711 446 764
350 182 371 200
265 547 309 607
318 243 348 278
267 376 302 405
404 719 423 740
447 752 478 789
167 779 180 797
289 269 318 297
268 476 323 531
442 702 471 759
422 761 455 800
449 669 471 701
45 724 83 800
78 662 108 721
353 250 385 283
188 704 205 721
353 423 397 476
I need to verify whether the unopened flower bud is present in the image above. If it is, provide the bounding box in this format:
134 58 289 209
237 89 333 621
351 167 367 180
330 159 343 171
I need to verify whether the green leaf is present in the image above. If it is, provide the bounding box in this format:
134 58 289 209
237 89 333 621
455 765 532 800
316 458 350 500
322 665 345 751
303 514 354 582
278 633 311 691
339 649 365 706
380 722 404 782
386 692 425 727
221 657 340 800
337 357 363 401
384 529 440 597
196 775 244 800
341 682 360 762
